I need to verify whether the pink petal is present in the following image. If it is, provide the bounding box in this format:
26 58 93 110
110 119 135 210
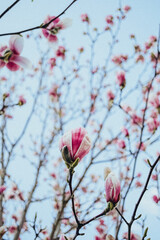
9 35 24 55
59 131 73 158
6 62 20 71
42 29 49 38
105 172 120 204
74 134 92 160
48 34 58 42
59 234 66 240
71 127 87 157
10 55 32 69
58 18 72 29
0 60 5 68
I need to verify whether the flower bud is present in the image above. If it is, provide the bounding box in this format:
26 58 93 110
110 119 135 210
105 170 120 206
59 127 91 168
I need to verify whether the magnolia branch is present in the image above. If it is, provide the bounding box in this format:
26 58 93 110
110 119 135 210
0 0 21 19
0 0 77 37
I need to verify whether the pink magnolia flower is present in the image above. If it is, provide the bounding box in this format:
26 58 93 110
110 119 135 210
112 54 128 65
123 232 141 240
56 46 66 59
49 57 56 70
59 234 66 240
0 186 6 194
104 168 121 205
49 84 60 102
19 95 26 106
147 118 159 133
42 16 71 43
117 71 126 88
117 139 126 149
105 15 114 25
59 127 92 162
152 174 158 181
153 195 159 203
0 36 31 71
8 226 17 234
122 127 129 137
81 14 90 23
107 90 115 101
124 5 131 12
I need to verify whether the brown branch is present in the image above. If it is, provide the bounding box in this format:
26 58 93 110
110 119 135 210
128 155 160 239
0 0 77 37
68 170 80 226
0 0 21 19
13 159 43 240
115 25 160 239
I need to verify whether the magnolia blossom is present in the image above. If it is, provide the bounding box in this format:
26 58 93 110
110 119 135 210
0 36 31 71
124 5 131 12
105 15 114 25
153 195 159 203
116 72 126 88
56 46 66 59
59 127 92 162
0 186 6 194
42 16 71 43
147 118 159 133
81 13 90 23
59 234 66 240
123 232 141 240
122 127 129 137
117 139 126 149
107 90 115 101
49 84 60 102
112 54 128 65
19 95 26 106
104 168 121 205
49 57 56 70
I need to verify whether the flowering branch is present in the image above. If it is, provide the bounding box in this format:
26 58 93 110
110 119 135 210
127 154 160 239
0 0 77 37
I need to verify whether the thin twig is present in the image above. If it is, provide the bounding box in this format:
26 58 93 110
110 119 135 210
0 0 21 19
0 0 77 37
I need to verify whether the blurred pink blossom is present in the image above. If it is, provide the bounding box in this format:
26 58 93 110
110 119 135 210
42 16 71 43
56 46 66 59
0 186 6 194
117 72 126 88
19 95 26 106
123 232 141 240
105 15 114 25
153 195 159 203
81 13 90 23
124 5 131 12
